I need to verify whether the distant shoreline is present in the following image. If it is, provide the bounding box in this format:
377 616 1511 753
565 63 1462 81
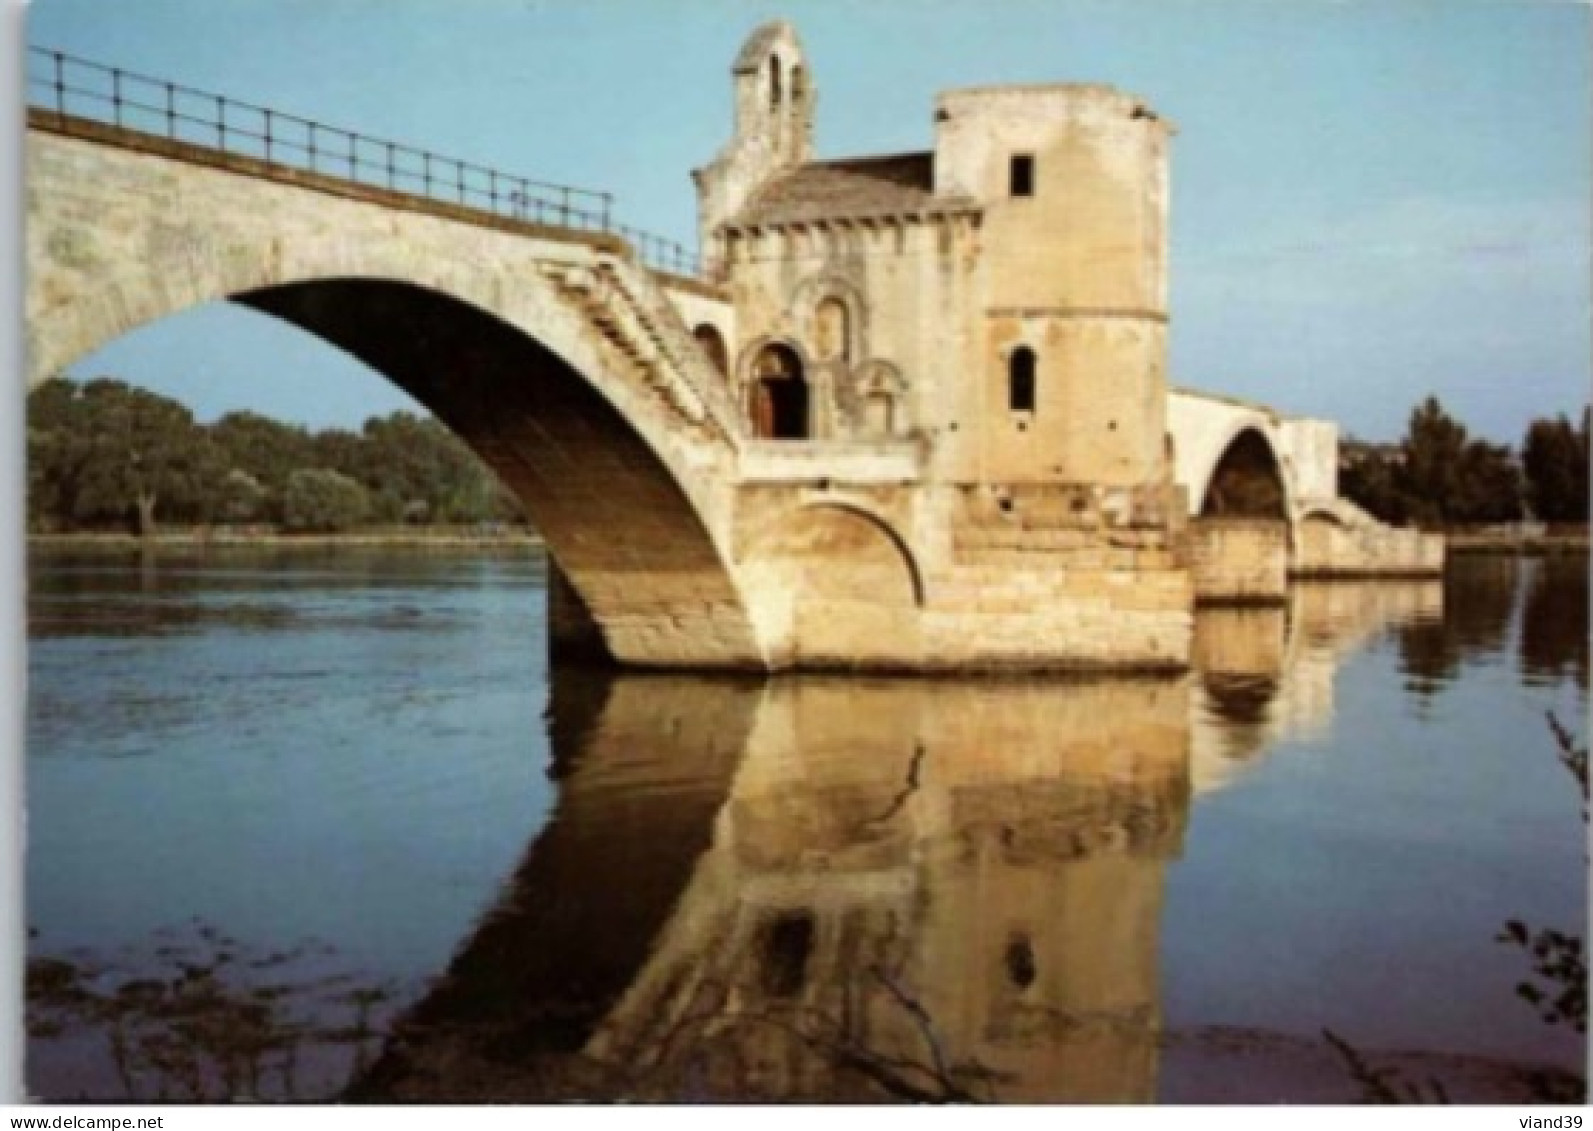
27 528 546 551
29 527 1586 557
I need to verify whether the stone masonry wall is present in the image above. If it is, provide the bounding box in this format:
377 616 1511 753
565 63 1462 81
1294 511 1444 577
1188 517 1289 603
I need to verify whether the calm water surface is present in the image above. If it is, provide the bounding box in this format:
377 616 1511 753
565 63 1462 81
24 549 1589 1102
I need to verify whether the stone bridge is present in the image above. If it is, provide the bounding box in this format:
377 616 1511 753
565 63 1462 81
1169 388 1443 600
27 110 776 668
25 41 1440 673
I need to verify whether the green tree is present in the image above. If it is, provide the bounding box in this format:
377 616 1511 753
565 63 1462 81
1522 411 1590 523
27 378 98 530
355 413 505 523
1340 447 1409 525
215 469 269 524
29 379 527 535
209 411 315 522
314 412 523 525
1399 396 1470 525
281 468 370 533
1394 396 1522 525
32 378 222 535
309 428 368 485
1450 439 1523 524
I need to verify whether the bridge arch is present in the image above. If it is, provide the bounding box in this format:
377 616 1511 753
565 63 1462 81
739 501 923 669
28 130 764 667
1193 424 1291 520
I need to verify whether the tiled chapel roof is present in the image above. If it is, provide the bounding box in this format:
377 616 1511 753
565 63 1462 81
728 152 978 227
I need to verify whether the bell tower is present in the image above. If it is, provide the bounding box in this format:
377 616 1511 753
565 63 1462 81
693 21 814 260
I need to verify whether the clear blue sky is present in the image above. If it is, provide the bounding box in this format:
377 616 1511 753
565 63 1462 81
27 0 1592 443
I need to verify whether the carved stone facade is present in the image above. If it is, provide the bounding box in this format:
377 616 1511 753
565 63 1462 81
696 21 1172 486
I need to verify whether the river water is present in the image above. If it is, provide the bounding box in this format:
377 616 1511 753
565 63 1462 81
23 548 1589 1102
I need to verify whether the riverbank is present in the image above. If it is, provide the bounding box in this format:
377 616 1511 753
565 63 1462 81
31 525 1588 557
28 527 545 551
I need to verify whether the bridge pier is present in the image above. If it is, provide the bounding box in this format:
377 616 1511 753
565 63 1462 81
546 557 613 665
1188 517 1289 604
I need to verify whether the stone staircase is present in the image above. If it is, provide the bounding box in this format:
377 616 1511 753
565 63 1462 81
542 256 742 450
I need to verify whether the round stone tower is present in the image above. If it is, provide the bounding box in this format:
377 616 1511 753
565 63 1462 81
934 84 1174 488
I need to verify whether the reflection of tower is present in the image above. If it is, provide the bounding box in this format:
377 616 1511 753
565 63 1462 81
363 576 1449 1099
588 678 1191 1102
359 671 1193 1101
351 673 755 1101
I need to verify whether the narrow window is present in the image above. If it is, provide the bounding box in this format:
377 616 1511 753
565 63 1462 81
692 324 728 376
1009 347 1037 413
759 912 814 997
865 392 895 436
1005 933 1037 990
814 297 849 362
769 58 783 110
1010 154 1034 197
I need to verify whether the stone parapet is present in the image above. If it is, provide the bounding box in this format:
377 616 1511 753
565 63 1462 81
1292 499 1445 578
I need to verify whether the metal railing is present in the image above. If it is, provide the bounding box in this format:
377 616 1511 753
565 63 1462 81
26 46 704 279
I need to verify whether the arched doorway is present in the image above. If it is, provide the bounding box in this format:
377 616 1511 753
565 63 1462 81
749 343 810 440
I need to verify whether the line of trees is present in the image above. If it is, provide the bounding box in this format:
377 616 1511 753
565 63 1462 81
27 377 527 535
1342 396 1589 527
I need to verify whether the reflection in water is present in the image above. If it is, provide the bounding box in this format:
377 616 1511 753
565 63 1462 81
1398 557 1519 697
362 574 1552 1102
1190 581 1443 794
28 551 1587 1102
1521 557 1591 690
358 675 1191 1102
1196 606 1287 727
1395 555 1591 699
348 674 758 1099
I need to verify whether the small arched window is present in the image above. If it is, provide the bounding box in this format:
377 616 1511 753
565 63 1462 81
692 323 729 376
814 297 849 362
1009 347 1037 413
791 65 807 108
769 58 783 110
